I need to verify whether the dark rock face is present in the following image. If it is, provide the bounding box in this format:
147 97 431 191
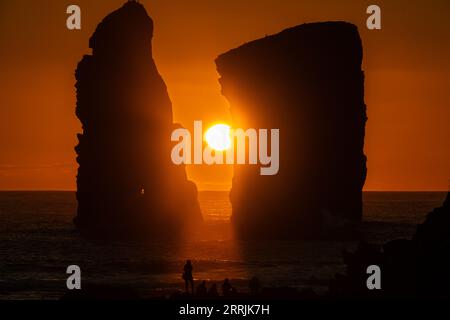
329 193 450 298
216 22 367 239
413 192 450 297
74 1 202 239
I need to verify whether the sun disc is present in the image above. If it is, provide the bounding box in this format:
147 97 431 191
205 124 231 151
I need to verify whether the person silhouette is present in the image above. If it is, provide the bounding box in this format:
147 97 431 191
182 260 194 294
196 280 207 297
222 278 232 297
207 283 219 298
249 276 261 295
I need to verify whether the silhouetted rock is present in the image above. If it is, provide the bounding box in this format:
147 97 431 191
329 193 450 298
413 192 450 297
216 22 367 239
74 1 202 240
414 192 450 245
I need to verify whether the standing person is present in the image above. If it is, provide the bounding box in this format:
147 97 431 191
196 280 207 297
207 283 219 297
182 260 194 294
249 276 261 295
222 278 232 297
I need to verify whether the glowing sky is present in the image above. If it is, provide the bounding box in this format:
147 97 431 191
0 0 449 190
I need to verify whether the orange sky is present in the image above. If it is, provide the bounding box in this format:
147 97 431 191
0 0 449 191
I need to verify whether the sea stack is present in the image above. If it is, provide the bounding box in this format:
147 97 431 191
216 22 367 239
74 1 202 239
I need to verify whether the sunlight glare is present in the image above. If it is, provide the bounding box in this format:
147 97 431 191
205 124 232 151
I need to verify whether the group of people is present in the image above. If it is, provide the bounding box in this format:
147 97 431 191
182 260 261 297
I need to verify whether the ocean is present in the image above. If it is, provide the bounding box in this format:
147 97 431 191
0 191 446 299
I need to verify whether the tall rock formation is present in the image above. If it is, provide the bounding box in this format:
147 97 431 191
74 1 202 239
216 22 367 239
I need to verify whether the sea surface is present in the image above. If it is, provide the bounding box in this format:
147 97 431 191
0 191 446 299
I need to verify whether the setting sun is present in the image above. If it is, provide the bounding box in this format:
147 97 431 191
204 124 232 151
